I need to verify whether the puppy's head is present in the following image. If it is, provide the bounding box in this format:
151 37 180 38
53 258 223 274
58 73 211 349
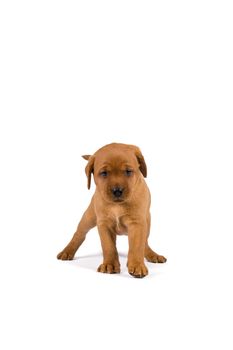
82 143 147 203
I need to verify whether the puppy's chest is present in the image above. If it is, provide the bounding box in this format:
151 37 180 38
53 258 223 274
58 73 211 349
114 216 126 235
109 207 127 235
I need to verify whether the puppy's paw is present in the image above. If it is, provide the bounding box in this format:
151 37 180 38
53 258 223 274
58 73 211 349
128 262 148 278
97 262 121 274
57 248 75 260
146 252 167 263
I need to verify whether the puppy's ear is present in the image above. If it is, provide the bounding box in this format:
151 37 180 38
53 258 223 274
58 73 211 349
136 152 147 177
131 146 147 178
82 155 91 160
85 156 95 189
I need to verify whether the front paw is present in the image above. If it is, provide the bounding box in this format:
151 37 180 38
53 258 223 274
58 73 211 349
128 262 148 278
57 248 75 260
97 262 121 274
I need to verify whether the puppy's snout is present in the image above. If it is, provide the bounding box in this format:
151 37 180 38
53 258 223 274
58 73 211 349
112 187 124 198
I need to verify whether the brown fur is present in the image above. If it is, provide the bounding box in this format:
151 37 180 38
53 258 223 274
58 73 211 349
57 143 166 278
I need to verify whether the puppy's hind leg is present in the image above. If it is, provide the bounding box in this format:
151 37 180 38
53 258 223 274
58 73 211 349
145 243 167 263
145 214 167 263
57 199 96 260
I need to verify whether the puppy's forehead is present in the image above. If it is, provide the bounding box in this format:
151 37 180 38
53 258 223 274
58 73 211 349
95 149 137 169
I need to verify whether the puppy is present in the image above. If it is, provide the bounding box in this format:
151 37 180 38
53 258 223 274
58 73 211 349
57 143 166 278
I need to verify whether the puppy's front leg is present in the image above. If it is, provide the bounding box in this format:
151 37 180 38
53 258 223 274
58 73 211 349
97 222 120 274
127 221 148 278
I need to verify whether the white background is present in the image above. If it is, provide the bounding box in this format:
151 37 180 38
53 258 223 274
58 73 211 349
0 1 233 349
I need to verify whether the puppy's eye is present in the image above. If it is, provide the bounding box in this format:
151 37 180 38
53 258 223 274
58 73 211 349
100 171 108 177
125 169 133 176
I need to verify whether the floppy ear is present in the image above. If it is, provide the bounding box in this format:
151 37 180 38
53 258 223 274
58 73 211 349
82 155 91 160
85 156 95 189
132 146 147 178
136 152 147 177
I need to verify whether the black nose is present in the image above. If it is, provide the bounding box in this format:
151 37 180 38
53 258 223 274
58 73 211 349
112 187 124 198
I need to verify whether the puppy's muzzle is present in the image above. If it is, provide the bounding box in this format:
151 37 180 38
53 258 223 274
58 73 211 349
111 187 124 199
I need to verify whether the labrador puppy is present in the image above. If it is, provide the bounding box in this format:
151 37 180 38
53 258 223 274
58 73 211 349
57 143 166 278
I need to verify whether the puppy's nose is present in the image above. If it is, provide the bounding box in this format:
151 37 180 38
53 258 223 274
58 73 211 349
112 187 124 198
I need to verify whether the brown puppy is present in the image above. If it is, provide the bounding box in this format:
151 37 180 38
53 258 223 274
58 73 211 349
57 143 166 278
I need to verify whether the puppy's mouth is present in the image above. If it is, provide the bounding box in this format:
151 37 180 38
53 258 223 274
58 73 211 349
112 197 125 203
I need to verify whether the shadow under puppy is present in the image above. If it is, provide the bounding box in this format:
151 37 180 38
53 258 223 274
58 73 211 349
57 143 166 278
